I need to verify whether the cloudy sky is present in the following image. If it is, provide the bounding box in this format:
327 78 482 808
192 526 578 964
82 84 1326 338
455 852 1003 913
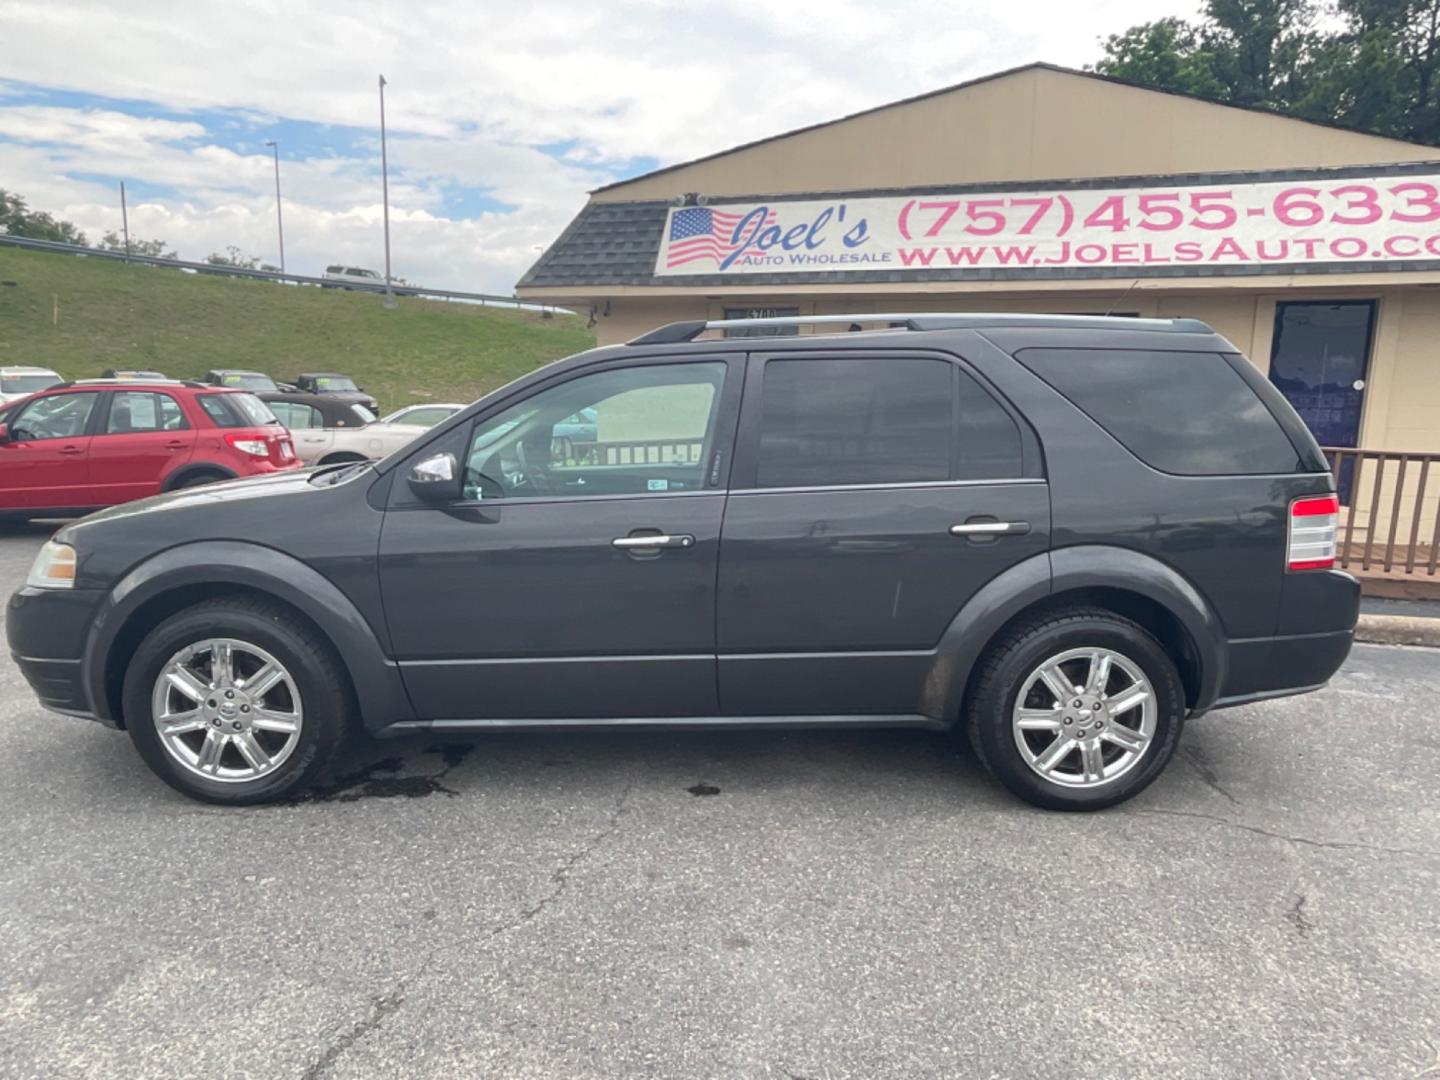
2 0 1202 294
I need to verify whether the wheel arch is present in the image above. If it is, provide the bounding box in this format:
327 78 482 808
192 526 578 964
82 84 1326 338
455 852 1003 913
162 463 237 491
85 540 414 732
925 545 1227 724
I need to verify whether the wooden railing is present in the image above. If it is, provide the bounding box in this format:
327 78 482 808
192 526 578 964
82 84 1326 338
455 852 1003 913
1322 447 1440 577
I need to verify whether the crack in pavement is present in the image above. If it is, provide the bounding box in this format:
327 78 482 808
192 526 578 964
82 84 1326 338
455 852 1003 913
1182 744 1240 807
301 989 406 1080
1285 894 1313 938
1137 808 1439 859
300 778 639 1076
486 779 638 941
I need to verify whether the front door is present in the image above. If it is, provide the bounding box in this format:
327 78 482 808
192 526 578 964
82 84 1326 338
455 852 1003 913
0 391 101 511
718 353 1049 716
378 356 740 720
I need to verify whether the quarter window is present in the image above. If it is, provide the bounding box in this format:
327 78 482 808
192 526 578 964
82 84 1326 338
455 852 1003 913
462 362 726 500
1016 348 1302 475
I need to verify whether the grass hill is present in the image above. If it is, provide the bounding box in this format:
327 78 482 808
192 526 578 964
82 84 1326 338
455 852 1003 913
0 247 594 414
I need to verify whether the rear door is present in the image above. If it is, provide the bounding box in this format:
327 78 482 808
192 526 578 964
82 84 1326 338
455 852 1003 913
89 390 196 504
0 391 102 510
717 352 1049 716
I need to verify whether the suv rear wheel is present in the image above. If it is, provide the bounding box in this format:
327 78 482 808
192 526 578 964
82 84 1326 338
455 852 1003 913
967 608 1185 811
122 596 354 804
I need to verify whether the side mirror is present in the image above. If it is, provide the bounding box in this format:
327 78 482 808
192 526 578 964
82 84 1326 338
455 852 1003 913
407 451 461 501
0 423 9 443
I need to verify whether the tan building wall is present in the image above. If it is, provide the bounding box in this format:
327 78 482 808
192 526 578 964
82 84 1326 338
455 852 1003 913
594 66 1440 204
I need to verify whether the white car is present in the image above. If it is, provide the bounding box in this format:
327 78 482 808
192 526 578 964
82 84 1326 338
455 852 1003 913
322 265 384 289
0 366 63 405
379 403 465 428
288 419 430 466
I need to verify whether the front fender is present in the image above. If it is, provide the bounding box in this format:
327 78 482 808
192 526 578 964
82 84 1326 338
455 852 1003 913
85 540 415 732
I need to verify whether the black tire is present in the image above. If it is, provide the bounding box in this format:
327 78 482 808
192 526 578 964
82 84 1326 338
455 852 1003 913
123 596 355 804
966 607 1185 811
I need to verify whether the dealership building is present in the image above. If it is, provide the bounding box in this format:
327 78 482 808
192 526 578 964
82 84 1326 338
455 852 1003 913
518 64 1440 581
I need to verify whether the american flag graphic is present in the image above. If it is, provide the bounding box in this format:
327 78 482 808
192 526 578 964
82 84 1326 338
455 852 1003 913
665 207 776 269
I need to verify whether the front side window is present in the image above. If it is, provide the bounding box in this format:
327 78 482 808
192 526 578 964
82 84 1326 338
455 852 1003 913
754 358 953 488
462 362 726 500
104 392 186 434
11 392 99 441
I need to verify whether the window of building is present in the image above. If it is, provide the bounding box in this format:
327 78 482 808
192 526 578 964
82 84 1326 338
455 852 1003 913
722 306 800 338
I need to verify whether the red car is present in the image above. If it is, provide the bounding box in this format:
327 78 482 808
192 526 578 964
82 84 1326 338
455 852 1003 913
0 380 299 519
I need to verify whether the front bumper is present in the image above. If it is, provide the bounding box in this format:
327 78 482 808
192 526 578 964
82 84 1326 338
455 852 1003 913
7 586 109 725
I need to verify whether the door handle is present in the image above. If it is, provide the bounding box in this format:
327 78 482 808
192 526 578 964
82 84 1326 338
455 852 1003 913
165 440 186 450
949 521 1030 536
612 533 696 550
58 445 85 456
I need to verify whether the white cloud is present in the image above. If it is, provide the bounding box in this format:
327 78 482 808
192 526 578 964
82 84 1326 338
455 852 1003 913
0 0 1203 291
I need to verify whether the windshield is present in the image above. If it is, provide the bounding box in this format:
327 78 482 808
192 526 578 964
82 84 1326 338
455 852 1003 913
315 375 359 391
221 372 278 392
350 403 378 424
1 374 62 393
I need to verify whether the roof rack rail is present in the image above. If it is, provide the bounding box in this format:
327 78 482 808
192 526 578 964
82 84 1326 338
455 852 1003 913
628 312 1214 346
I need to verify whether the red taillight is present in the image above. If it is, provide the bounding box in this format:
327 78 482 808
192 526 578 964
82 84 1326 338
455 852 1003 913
224 432 271 460
1288 494 1340 571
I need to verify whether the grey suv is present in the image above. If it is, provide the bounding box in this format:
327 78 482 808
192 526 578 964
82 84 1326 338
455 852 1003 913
8 314 1358 809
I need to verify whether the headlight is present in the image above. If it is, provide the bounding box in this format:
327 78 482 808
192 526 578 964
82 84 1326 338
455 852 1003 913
26 540 77 589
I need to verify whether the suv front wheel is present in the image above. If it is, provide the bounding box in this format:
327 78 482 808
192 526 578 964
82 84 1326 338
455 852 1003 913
967 608 1185 811
123 596 355 804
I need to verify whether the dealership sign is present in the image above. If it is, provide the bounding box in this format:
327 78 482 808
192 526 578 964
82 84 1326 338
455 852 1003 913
654 174 1440 276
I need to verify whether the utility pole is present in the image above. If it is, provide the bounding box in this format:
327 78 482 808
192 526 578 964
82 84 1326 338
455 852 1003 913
378 73 396 309
265 140 285 273
119 181 131 261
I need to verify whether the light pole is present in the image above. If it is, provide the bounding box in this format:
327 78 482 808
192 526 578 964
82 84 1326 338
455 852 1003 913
119 181 131 261
264 140 285 273
378 73 396 308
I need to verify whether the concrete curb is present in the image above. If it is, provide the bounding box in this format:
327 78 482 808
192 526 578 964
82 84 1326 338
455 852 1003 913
1355 614 1440 648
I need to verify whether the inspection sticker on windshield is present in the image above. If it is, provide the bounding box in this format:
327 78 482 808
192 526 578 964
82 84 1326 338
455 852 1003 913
647 478 669 491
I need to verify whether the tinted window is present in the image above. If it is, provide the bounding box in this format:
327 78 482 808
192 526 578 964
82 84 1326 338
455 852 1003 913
1016 348 1301 475
755 358 952 488
198 392 278 428
463 362 725 500
956 368 1024 480
12 392 98 441
105 392 186 433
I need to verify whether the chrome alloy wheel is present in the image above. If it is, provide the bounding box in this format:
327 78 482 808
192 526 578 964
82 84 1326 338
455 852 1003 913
1011 647 1156 788
150 638 304 783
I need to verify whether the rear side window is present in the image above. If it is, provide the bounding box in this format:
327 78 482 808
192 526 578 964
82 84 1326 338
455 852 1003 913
1015 348 1302 476
105 391 187 433
198 392 277 428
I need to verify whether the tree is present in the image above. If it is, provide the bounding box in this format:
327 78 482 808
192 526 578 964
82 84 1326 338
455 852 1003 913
0 188 89 246
1092 0 1440 144
100 230 178 260
203 245 260 270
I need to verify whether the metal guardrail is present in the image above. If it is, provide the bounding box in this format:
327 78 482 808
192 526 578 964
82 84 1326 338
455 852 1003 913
1323 447 1440 576
0 233 547 309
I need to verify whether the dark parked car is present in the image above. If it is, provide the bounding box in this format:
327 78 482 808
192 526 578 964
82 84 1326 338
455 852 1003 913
9 314 1357 809
292 372 378 413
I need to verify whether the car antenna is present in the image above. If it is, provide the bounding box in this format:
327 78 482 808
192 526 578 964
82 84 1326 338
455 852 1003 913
1104 279 1140 316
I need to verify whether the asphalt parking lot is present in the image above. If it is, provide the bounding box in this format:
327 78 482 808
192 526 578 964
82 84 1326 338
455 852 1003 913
0 524 1436 1079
